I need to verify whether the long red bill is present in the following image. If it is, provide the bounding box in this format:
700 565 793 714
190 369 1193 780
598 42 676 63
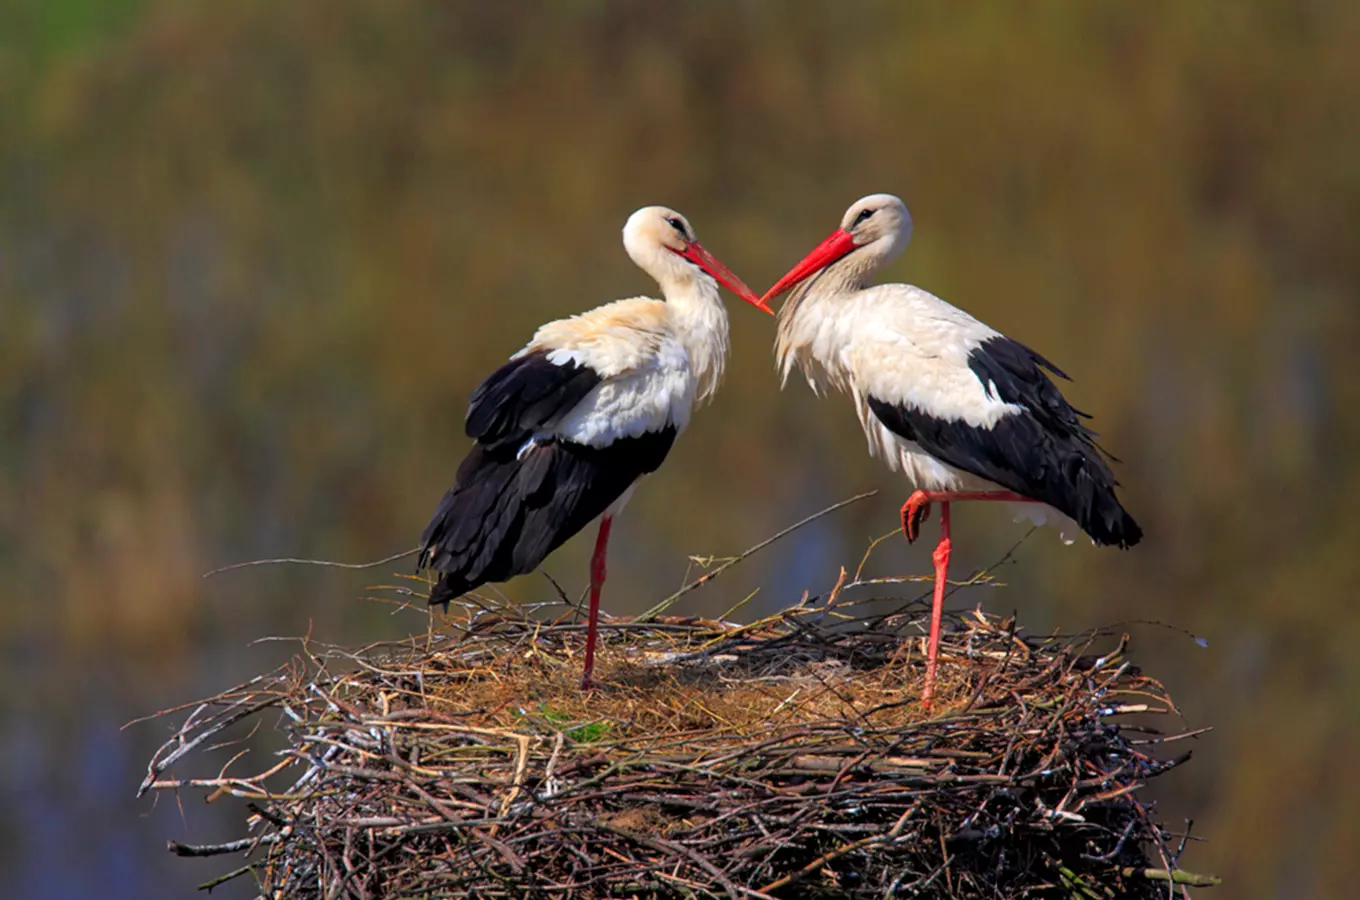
759 228 858 308
679 242 773 314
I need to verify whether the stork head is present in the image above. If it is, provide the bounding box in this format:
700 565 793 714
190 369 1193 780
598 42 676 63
760 193 913 307
623 206 771 313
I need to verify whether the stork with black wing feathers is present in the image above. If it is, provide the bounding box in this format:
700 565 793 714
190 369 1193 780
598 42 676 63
763 193 1141 708
419 206 770 689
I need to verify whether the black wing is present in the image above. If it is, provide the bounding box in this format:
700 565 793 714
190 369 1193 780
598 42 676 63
867 336 1141 548
464 351 603 451
418 351 677 606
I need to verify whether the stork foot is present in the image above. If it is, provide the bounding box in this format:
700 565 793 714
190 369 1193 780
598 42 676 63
900 491 933 543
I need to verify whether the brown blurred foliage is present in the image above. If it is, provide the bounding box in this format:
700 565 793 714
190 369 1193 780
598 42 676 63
2 2 1358 896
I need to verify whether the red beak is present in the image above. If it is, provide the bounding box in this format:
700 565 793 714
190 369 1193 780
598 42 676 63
759 228 859 308
678 242 773 314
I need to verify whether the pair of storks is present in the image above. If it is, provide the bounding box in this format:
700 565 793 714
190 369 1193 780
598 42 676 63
418 195 1140 704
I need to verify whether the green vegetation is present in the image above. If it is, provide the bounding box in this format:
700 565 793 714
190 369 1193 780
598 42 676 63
526 705 615 744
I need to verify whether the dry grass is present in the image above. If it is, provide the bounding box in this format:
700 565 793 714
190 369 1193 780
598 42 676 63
136 555 1217 899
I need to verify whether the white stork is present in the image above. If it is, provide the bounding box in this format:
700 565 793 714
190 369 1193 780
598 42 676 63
418 206 770 688
762 193 1141 708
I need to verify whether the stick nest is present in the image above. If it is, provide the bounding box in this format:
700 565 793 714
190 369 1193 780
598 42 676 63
140 581 1214 899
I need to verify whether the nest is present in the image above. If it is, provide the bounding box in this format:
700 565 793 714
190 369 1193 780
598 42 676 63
139 573 1218 899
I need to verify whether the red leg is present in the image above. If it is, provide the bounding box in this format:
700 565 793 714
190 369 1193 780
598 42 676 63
902 490 1041 710
921 503 951 711
580 515 613 690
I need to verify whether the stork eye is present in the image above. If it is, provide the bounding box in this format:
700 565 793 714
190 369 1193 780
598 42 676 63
665 216 687 237
853 208 876 226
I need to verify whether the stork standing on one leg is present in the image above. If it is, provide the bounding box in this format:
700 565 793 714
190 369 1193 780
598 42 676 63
418 206 770 688
762 193 1141 708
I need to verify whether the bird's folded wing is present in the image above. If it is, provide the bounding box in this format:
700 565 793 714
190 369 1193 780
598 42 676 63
465 351 604 451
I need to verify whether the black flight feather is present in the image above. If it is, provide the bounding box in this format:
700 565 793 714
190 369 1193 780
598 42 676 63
464 350 603 450
867 336 1142 548
418 350 677 607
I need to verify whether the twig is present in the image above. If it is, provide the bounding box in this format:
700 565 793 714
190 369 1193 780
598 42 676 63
1123 867 1223 887
168 835 281 857
636 490 876 622
197 864 258 891
203 546 421 578
759 806 917 893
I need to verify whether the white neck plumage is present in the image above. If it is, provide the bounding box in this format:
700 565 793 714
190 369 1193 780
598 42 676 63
661 270 730 405
774 252 878 390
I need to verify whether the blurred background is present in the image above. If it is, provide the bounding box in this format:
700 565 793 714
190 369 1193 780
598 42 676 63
3 1 1357 896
